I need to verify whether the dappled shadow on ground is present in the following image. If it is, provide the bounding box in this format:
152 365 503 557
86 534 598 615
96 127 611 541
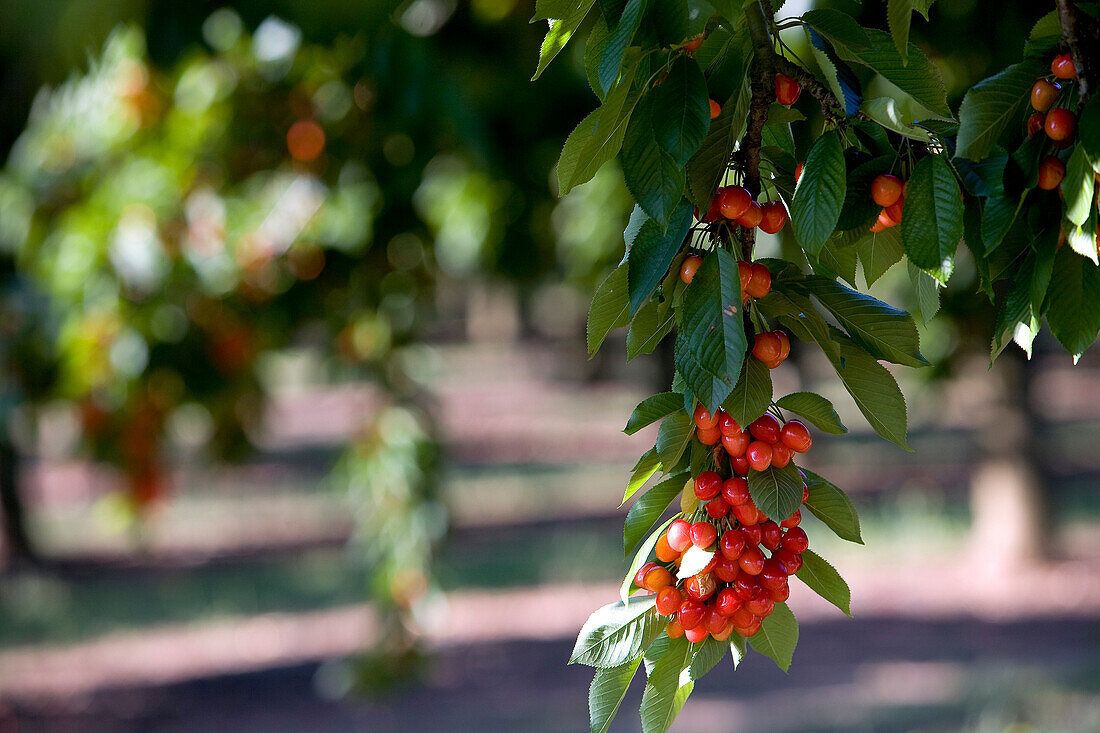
10 614 1100 733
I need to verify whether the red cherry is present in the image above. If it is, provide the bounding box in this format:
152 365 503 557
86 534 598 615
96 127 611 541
716 587 744 616
690 521 718 548
745 593 774 617
730 454 750 476
694 404 719 430
1038 156 1066 190
656 586 682 615
680 254 703 284
771 547 802 575
718 186 752 220
722 431 750 457
634 562 658 589
677 599 707 629
720 529 747 560
885 196 904 224
738 546 765 575
721 477 751 506
684 624 709 643
667 520 693 552
731 500 759 526
709 98 721 120
1045 107 1076 141
1031 79 1061 112
877 208 899 229
694 471 722 500
698 191 724 222
768 581 790 603
705 496 730 518
735 616 762 637
752 332 783 364
775 331 790 361
717 412 742 437
780 509 802 529
1051 53 1076 80
871 174 903 207
737 201 763 229
697 426 721 445
760 558 788 590
655 534 679 563
749 414 782 443
781 526 809 554
760 521 782 551
644 566 675 591
734 574 760 600
1027 112 1045 138
746 441 773 471
666 619 685 638
714 555 740 582
737 261 753 299
759 201 788 234
705 605 728 634
770 440 792 468
802 483 810 503
740 522 762 547
794 161 804 185
684 572 717 601
774 73 802 106
780 420 812 453
730 605 755 628
711 618 736 641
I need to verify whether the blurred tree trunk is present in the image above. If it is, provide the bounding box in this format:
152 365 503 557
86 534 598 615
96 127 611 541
968 348 1048 567
0 437 34 563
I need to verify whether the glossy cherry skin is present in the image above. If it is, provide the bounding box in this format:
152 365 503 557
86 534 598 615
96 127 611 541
684 572 716 601
694 471 723 500
655 534 679 563
697 426 722 445
634 562 659 589
680 254 703 284
780 509 802 529
730 455 751 476
656 586 683 615
1038 156 1066 190
690 521 718 548
795 161 804 184
745 262 771 297
753 332 783 364
717 412 742 437
705 605 729 634
705 496 730 519
759 558 788 590
1027 112 1045 138
694 404 719 430
731 501 760 526
666 619 685 638
730 606 755 628
780 420 812 453
1051 53 1076 80
714 555 740 583
768 581 791 603
737 200 764 229
722 477 751 506
770 439 792 468
667 519 693 552
746 441 773 471
709 98 722 119
885 196 904 224
735 616 762 637
741 522 763 547
677 599 707 630
738 546 765 575
720 529 747 560
771 547 802 575
749 414 782 443
684 625 709 643
746 593 775 617
760 521 782 551
774 73 802 106
781 526 809 554
1031 79 1060 112
759 201 788 234
722 431 750 457
644 566 675 591
718 186 752 220
871 174 903 207
1045 107 1076 141
734 574 760 601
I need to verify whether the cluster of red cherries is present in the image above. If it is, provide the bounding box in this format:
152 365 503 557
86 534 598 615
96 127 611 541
1028 53 1080 191
632 405 815 641
693 183 789 236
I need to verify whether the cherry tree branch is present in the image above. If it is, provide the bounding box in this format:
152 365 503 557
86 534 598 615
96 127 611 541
1056 0 1098 108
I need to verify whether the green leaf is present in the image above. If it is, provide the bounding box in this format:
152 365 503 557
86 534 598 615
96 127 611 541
815 232 860 288
857 227 905 287
532 0 597 81
622 94 687 225
901 154 963 273
687 636 728 680
532 0 588 21
587 263 631 355
747 602 799 672
955 59 1047 161
628 270 679 360
991 243 1054 360
747 462 805 524
832 28 951 118
624 393 683 434
571 595 664 667
800 468 863 544
674 249 749 413
651 55 711 166
908 259 942 323
721 357 772 427
800 275 928 367
624 472 688 556
622 515 677 601
801 9 872 52
837 156 893 231
628 201 693 316
821 326 910 449
589 660 641 733
795 549 852 615
775 392 847 434
625 447 661 503
1063 145 1097 228
656 409 694 472
558 61 641 194
585 13 611 98
792 131 846 256
598 0 645 93
1080 95 1100 164
886 0 913 62
1067 203 1099 267
639 636 694 733
1046 248 1100 361
685 72 751 208
860 97 932 142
